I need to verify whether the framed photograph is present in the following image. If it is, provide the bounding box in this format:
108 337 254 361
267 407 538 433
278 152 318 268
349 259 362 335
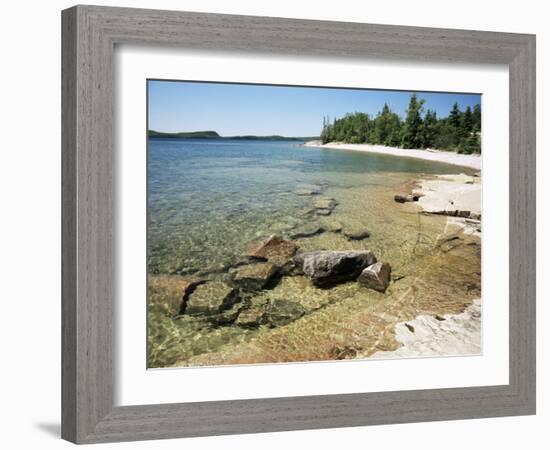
62 5 536 444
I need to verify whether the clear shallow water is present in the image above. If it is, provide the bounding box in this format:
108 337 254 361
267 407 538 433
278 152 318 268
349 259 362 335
147 138 472 275
147 138 480 368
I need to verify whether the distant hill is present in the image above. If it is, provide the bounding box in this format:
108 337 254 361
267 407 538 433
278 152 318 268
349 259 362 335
148 130 221 139
148 130 318 141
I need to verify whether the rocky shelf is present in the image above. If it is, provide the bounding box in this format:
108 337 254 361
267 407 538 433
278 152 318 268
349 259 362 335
177 234 392 329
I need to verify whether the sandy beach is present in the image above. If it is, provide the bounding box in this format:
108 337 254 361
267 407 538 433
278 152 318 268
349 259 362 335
415 173 482 236
303 141 482 171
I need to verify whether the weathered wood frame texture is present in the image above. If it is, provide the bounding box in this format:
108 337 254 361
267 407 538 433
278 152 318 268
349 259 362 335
62 5 536 444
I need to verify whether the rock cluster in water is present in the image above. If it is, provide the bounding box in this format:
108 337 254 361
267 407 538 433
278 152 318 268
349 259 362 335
178 232 392 329
178 181 392 328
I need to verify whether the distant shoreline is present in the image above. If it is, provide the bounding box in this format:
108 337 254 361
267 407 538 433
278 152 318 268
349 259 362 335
148 130 319 142
303 141 481 170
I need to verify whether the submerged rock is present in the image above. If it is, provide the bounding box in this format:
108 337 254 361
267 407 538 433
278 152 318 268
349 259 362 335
315 208 332 216
148 275 206 316
184 281 239 315
235 304 266 328
270 221 297 232
295 250 377 287
235 299 305 328
210 303 243 325
232 262 278 290
313 197 338 216
301 208 316 217
176 276 207 314
358 261 392 293
321 220 343 233
290 225 325 239
314 197 338 210
179 277 206 296
264 300 306 327
294 184 322 196
342 226 371 240
245 234 298 268
234 297 269 328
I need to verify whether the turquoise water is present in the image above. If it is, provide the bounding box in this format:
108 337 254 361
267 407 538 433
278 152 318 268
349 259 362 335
147 138 473 276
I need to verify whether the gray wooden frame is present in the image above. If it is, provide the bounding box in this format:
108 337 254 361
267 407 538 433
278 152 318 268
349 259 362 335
62 4 536 444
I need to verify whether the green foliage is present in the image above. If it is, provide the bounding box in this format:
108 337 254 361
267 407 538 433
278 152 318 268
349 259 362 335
319 94 481 153
401 94 425 149
458 133 481 154
371 104 402 146
462 106 474 132
449 102 462 128
420 109 438 148
472 104 482 132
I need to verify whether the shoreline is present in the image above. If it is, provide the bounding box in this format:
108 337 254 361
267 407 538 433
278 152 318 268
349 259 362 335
303 140 481 171
415 173 482 236
369 299 481 359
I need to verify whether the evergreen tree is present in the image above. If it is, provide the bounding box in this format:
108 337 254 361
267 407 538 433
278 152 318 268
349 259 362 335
421 109 438 148
472 104 481 131
317 95 480 153
461 106 473 136
355 112 370 143
320 116 329 143
449 102 462 128
372 104 389 144
401 94 425 148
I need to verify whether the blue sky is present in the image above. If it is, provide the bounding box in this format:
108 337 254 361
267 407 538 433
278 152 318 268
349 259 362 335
148 80 481 137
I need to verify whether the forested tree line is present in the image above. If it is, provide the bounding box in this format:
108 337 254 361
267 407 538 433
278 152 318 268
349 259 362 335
320 94 481 154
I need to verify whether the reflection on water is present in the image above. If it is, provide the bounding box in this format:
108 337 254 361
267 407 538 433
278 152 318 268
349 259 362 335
147 138 480 367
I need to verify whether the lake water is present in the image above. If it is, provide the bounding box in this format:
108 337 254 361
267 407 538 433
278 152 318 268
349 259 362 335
147 138 480 367
148 138 471 276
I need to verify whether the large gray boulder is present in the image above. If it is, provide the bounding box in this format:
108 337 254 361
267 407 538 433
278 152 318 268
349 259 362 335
358 261 392 293
294 250 377 287
184 281 239 315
